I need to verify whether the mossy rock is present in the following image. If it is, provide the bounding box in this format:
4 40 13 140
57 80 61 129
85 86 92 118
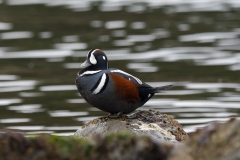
0 132 173 160
75 110 188 143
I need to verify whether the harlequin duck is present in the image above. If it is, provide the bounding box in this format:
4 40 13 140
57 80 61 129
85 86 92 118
75 49 172 117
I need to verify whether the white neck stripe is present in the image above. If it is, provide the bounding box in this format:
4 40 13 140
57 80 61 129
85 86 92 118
80 70 101 77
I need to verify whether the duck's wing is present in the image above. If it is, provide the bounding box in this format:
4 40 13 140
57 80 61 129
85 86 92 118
108 69 143 86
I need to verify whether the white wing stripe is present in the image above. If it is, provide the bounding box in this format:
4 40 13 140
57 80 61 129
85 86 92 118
111 69 142 84
93 73 107 94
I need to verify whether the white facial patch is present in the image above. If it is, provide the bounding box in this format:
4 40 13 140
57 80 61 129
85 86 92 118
103 56 106 60
89 52 97 64
93 73 108 94
111 69 143 85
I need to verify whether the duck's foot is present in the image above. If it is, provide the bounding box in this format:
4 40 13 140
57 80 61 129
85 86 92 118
107 112 123 118
126 110 145 119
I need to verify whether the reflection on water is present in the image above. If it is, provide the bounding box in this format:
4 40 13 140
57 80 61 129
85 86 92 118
54 43 87 50
0 99 22 106
7 126 45 130
76 116 100 123
105 20 126 29
0 75 18 80
48 110 88 117
19 92 44 97
38 31 52 39
127 63 158 72
40 85 76 91
0 0 240 135
0 31 33 40
8 104 45 113
179 32 239 43
0 22 13 30
0 80 37 92
0 80 37 87
0 118 31 123
0 50 73 58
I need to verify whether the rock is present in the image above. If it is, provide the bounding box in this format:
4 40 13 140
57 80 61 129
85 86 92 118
0 118 240 160
75 110 188 143
169 118 240 160
0 132 173 160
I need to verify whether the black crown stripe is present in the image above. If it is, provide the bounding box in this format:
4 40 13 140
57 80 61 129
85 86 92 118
87 49 95 59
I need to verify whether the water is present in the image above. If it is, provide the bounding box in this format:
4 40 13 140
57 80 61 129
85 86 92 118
0 1 240 136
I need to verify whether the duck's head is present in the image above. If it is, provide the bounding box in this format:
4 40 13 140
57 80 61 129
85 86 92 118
81 49 109 71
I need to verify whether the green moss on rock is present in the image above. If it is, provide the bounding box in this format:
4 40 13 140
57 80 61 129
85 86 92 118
0 132 173 160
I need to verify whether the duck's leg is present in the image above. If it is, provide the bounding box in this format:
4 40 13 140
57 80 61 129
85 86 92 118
107 112 123 118
126 110 144 119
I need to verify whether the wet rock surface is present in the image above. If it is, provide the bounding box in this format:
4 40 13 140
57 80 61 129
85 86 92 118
75 110 187 143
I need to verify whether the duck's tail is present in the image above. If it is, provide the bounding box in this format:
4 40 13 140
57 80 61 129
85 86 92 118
153 85 173 93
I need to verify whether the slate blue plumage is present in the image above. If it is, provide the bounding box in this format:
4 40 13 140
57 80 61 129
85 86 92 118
76 49 172 115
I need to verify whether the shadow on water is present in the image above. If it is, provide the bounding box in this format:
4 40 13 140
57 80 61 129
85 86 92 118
0 0 240 135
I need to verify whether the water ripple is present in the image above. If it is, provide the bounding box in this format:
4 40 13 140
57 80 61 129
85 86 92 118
127 62 158 72
0 75 19 80
54 43 87 50
177 117 235 124
173 100 240 109
6 0 240 13
185 82 240 89
157 90 205 95
66 99 86 103
48 110 88 117
0 31 33 40
0 80 37 87
0 99 22 106
40 85 76 91
19 92 44 97
0 50 73 59
7 126 44 130
154 107 227 113
45 126 80 131
105 20 126 29
8 104 45 113
76 116 99 123
0 22 13 30
0 118 31 123
178 112 237 118
0 86 34 92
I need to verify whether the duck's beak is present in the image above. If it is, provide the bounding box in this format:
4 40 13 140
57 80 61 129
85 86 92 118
80 60 92 68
